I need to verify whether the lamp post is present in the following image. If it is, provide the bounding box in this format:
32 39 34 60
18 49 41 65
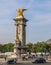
49 48 51 56
44 48 46 59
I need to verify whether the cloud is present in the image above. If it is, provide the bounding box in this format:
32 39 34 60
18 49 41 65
35 0 51 11
27 0 51 13
28 13 51 27
0 19 15 43
25 0 34 9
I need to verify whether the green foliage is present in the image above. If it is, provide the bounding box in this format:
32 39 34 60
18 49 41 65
0 43 14 53
26 43 33 52
26 41 51 53
0 41 51 53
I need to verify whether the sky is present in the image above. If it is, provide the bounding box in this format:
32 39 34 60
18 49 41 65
0 0 51 44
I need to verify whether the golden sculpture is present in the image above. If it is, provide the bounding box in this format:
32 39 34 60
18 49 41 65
16 9 27 18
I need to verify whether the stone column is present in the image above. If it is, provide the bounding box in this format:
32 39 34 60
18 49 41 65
13 9 28 58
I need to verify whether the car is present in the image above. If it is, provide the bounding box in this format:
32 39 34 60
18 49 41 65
32 57 46 63
7 58 17 64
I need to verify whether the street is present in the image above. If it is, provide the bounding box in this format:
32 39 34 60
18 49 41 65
1 62 51 65
0 58 51 65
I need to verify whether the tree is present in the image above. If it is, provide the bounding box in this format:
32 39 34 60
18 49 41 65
0 43 14 53
26 43 33 52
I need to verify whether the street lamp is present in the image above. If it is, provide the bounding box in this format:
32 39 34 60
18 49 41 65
49 48 51 56
44 48 47 59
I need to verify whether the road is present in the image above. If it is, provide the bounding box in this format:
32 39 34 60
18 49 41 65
0 58 51 65
0 61 51 65
0 62 51 65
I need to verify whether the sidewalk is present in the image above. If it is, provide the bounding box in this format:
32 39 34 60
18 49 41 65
46 60 51 62
17 59 51 63
17 58 32 63
17 60 31 63
0 58 51 64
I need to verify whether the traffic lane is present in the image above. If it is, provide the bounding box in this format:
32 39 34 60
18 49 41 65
4 62 51 65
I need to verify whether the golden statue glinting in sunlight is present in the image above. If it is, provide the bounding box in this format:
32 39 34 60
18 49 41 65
16 9 27 18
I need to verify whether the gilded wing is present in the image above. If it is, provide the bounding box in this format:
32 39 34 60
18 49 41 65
17 9 27 18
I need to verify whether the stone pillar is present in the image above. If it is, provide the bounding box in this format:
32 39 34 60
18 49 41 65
13 9 28 58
